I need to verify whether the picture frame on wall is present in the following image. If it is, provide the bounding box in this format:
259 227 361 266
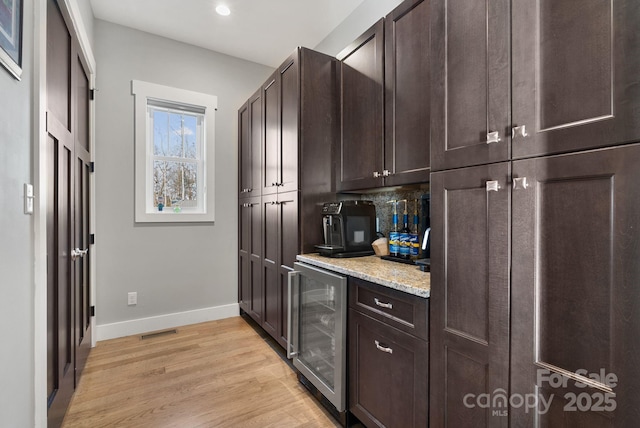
0 0 23 80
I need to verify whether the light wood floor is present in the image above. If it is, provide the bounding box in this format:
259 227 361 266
62 316 340 428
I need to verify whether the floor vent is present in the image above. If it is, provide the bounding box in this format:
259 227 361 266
140 329 178 340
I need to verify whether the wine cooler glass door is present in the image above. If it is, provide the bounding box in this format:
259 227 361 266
289 262 347 411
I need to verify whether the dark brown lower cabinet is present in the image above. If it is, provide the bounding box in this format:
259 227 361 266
349 279 429 428
429 162 511 428
510 144 640 427
239 197 262 323
262 191 298 348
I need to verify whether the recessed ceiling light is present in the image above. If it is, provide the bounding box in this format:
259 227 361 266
216 5 231 16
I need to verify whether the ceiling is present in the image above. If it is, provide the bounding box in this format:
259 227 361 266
89 0 365 68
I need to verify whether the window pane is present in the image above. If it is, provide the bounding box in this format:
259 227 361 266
153 110 168 156
153 160 198 208
152 109 200 160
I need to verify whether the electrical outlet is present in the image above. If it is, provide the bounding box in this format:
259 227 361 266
128 292 137 306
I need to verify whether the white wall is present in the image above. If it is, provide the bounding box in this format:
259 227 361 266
0 0 34 425
94 20 273 339
314 0 404 56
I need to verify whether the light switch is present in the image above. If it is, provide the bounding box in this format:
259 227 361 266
24 183 34 215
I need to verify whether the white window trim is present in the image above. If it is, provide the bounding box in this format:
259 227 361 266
132 80 217 223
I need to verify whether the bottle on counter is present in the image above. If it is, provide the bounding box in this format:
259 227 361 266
399 200 410 259
410 199 420 260
387 200 400 257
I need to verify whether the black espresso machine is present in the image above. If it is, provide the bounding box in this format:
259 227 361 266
315 200 376 258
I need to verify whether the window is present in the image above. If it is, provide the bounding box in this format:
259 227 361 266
132 80 217 222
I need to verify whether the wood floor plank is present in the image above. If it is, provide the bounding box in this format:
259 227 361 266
62 316 340 428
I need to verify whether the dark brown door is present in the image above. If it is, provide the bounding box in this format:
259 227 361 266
278 52 299 194
512 0 640 159
238 199 252 314
511 144 640 427
238 101 250 198
262 193 278 337
46 0 92 425
349 309 428 428
247 197 262 324
262 72 279 195
430 0 510 171
384 0 431 186
277 191 298 348
338 19 385 191
73 50 92 381
430 162 510 428
248 89 262 198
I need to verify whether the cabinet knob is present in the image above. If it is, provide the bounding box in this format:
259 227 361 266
374 340 393 354
513 177 530 190
486 131 501 144
373 171 380 178
486 180 501 192
271 182 276 186
512 125 529 139
382 170 390 177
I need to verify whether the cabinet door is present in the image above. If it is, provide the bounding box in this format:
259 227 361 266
384 0 431 186
238 101 251 198
247 89 262 197
263 72 279 195
247 197 262 323
430 0 510 171
349 309 428 428
511 145 640 427
277 191 298 348
262 193 279 338
238 199 251 313
279 53 299 194
512 0 640 159
338 19 385 191
430 162 510 428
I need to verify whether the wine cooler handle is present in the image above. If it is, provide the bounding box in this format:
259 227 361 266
287 271 300 359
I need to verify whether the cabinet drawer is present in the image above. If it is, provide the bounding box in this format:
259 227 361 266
349 277 428 341
349 309 428 428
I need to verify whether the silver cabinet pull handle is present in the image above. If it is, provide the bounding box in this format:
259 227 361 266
71 248 88 261
512 125 529 139
373 171 380 178
375 340 393 354
486 131 501 144
486 181 500 192
382 169 390 177
513 177 530 190
374 298 392 309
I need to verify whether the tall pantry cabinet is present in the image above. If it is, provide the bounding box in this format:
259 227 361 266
430 0 640 426
238 48 339 349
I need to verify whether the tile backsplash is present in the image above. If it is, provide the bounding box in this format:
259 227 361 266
338 183 430 238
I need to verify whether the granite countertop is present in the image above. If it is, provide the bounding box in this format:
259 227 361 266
296 253 430 298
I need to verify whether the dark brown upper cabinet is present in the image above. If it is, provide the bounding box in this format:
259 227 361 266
430 0 511 171
262 51 304 196
338 19 385 191
238 90 262 198
262 71 280 195
384 0 431 187
511 0 640 159
338 0 431 192
432 0 640 171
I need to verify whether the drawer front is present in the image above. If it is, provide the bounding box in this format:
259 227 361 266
349 309 428 428
349 277 428 340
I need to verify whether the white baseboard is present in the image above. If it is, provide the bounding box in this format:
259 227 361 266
96 303 239 341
